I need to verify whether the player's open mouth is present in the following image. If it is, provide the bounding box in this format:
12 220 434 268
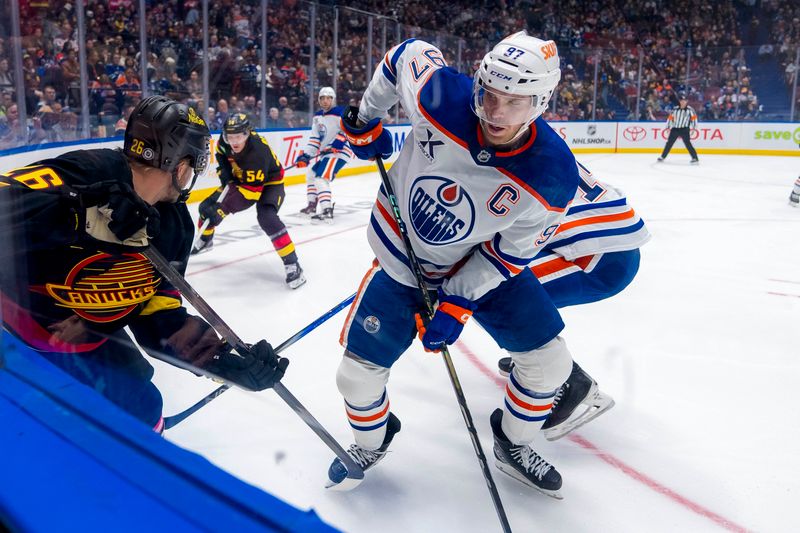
486 124 507 135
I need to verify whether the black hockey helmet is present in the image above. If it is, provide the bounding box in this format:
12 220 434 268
223 113 252 142
124 95 211 176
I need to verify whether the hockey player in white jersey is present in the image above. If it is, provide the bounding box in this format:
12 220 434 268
327 32 581 499
498 161 651 440
295 87 353 223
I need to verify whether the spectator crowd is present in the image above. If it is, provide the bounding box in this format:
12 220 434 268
0 0 796 149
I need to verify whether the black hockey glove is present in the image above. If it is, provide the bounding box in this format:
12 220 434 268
70 181 161 242
206 340 288 392
198 199 226 226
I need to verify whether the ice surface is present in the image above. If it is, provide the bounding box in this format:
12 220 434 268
153 154 800 533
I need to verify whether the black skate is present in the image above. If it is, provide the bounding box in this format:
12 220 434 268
497 359 614 440
690 158 699 165
311 206 334 225
191 237 214 255
790 192 799 207
299 201 317 217
284 262 306 289
326 412 401 491
490 409 563 499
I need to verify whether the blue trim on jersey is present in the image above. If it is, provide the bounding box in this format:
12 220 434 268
566 197 628 215
350 419 389 431
345 391 387 412
479 246 512 279
314 106 345 117
551 219 646 248
504 400 550 422
491 234 534 266
509 372 557 399
370 215 446 285
382 63 397 85
390 39 417 74
418 69 579 210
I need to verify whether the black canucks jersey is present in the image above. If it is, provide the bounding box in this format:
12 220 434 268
0 148 193 354
216 131 284 200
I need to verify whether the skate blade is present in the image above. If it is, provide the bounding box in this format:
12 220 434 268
287 276 307 290
310 218 334 225
544 390 615 441
325 475 365 491
494 460 563 500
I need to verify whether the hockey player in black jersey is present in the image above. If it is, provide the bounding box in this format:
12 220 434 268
0 96 288 431
193 113 306 289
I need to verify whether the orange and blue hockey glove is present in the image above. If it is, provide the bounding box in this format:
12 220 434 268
294 151 311 168
416 292 477 352
340 105 393 160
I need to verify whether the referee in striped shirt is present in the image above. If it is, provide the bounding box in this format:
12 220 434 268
657 93 699 164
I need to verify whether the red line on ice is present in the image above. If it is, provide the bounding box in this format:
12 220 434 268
767 291 800 298
453 340 751 533
186 224 367 276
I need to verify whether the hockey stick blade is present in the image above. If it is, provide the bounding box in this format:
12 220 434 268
143 247 364 483
191 184 232 252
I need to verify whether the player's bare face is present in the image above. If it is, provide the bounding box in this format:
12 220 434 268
319 95 334 112
226 132 248 153
479 90 533 146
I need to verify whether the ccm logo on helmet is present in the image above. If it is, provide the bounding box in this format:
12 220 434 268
540 41 557 60
490 70 513 81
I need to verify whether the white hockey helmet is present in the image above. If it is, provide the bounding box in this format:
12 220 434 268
472 31 561 128
319 86 336 102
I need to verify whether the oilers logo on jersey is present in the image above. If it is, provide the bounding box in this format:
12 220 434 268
409 176 475 245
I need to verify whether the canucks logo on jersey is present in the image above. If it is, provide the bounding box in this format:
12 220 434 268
409 176 475 245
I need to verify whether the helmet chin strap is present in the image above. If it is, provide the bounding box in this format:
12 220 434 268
171 165 198 203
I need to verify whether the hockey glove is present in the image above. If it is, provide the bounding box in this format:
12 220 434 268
294 152 311 168
340 105 393 160
207 340 289 392
198 199 226 226
72 181 160 246
417 293 477 352
165 315 226 368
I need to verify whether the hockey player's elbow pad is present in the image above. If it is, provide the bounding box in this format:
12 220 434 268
340 105 393 160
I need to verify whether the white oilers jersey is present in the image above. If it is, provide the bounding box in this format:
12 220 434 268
544 161 651 261
305 106 353 161
359 39 581 301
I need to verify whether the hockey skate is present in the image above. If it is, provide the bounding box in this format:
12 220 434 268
299 201 317 217
284 262 306 289
326 412 401 491
311 206 334 225
656 157 664 162
190 237 214 255
789 192 799 207
498 359 615 440
690 158 699 165
490 409 563 499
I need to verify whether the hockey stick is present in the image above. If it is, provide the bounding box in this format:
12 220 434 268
164 292 356 429
143 247 365 487
374 157 512 532
191 183 232 252
284 149 335 172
